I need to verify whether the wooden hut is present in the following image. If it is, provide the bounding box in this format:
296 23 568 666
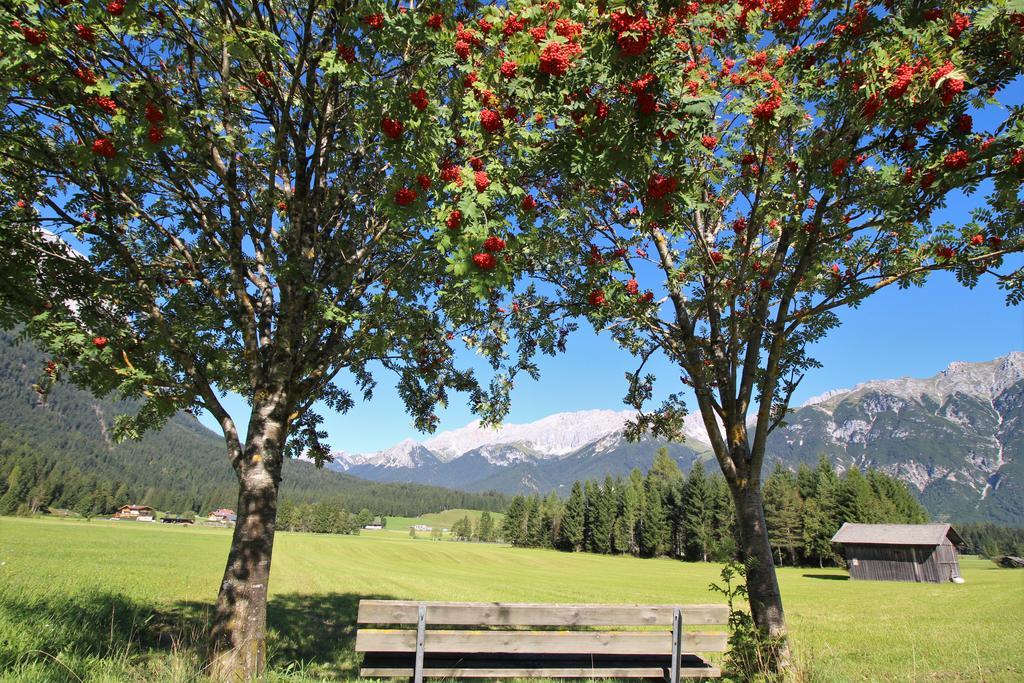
831 523 964 583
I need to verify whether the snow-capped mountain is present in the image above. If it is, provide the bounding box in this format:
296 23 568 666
422 409 637 459
329 409 715 492
328 352 1024 524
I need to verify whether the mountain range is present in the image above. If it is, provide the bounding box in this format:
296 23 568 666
328 352 1024 525
0 329 510 517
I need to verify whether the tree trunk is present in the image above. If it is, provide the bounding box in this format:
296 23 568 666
732 483 791 662
209 418 285 682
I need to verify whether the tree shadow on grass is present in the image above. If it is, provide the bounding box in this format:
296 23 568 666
801 573 849 581
0 588 392 680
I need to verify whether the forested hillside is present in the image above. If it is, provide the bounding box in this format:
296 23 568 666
0 330 509 517
500 450 929 567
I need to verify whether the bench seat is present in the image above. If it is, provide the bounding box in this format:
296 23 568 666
360 652 721 678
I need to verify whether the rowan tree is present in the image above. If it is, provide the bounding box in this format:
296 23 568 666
0 1 570 679
463 0 1024 664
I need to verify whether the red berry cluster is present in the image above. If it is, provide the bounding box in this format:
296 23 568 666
766 0 813 31
483 236 506 252
92 138 116 158
609 11 653 57
646 174 678 200
394 187 417 206
381 117 404 139
473 253 497 270
474 170 490 192
943 150 969 170
539 41 582 76
752 96 782 121
409 89 429 110
480 109 504 133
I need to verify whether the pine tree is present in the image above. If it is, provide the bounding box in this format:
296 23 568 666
560 482 585 551
649 448 684 484
708 476 738 561
478 511 494 543
764 465 803 566
502 495 528 546
800 498 835 568
796 463 817 500
638 478 668 557
540 492 561 548
583 480 601 552
683 460 714 562
0 465 28 515
839 468 880 523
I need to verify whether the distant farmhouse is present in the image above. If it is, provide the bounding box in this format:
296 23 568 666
410 524 432 532
832 523 964 583
208 508 237 524
113 505 156 522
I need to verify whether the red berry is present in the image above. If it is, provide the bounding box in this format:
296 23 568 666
483 236 506 252
107 1 125 16
144 103 164 124
75 24 95 42
446 211 462 230
538 40 581 76
943 150 969 170
93 336 109 349
480 109 503 134
587 289 607 306
409 89 429 110
394 187 417 206
381 117 404 139
337 45 355 63
472 252 497 270
474 171 490 192
91 138 116 158
148 127 164 144
22 27 47 45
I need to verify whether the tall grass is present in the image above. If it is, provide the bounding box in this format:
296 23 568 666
1 516 1021 681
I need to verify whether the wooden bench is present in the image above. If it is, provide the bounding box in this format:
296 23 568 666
356 600 728 681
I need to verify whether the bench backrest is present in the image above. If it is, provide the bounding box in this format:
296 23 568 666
356 600 730 655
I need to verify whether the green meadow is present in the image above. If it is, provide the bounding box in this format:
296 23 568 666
382 508 504 532
0 516 1021 682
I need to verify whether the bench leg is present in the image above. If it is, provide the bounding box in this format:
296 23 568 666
413 604 426 683
668 607 682 683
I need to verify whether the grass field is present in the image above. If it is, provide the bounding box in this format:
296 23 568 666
378 508 505 532
1 516 1021 682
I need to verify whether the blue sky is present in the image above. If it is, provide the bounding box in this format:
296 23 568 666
198 94 1024 455
198 268 1023 454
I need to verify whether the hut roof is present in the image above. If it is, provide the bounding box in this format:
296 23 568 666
831 523 963 547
